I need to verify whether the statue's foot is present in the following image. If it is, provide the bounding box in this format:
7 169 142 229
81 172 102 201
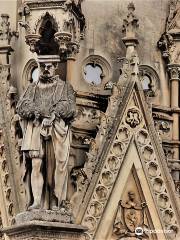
51 205 59 211
28 203 41 210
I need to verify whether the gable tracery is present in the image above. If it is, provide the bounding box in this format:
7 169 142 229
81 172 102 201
81 87 179 240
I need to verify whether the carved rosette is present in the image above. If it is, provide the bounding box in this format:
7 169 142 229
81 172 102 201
125 108 142 128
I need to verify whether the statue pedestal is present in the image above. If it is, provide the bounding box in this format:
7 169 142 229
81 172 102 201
3 221 87 240
3 210 87 240
15 209 74 224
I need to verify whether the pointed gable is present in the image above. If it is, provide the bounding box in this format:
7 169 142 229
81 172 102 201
79 80 180 240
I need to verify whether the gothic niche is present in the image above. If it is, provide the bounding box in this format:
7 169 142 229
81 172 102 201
139 65 160 98
15 54 76 227
36 13 59 55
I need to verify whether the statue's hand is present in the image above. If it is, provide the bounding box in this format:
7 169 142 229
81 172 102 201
42 118 53 128
42 113 55 128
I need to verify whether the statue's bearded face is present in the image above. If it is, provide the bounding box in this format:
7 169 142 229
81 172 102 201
39 62 57 81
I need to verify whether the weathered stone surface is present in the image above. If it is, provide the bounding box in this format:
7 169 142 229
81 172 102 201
3 221 87 240
0 1 180 240
15 210 74 225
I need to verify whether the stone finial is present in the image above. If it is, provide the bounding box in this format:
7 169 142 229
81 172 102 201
0 13 19 45
122 3 139 59
122 2 139 40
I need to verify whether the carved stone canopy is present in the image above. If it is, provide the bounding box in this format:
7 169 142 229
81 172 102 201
20 0 85 59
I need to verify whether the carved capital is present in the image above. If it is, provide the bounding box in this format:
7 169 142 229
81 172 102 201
167 64 180 80
25 34 41 53
54 31 80 59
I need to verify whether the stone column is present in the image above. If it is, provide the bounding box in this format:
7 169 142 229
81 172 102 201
168 64 180 183
67 55 76 84
168 64 180 156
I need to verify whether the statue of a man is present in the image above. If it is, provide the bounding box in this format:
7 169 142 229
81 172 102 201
16 55 76 210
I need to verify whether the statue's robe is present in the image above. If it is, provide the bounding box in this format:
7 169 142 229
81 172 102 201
17 76 76 206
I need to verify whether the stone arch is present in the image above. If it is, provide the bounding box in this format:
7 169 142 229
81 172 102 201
139 65 160 97
22 59 38 90
34 12 59 55
33 12 60 34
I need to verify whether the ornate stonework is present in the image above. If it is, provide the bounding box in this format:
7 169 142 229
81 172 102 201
0 1 180 240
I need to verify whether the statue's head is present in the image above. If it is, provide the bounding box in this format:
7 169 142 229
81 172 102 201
39 62 57 79
128 191 135 201
37 55 60 82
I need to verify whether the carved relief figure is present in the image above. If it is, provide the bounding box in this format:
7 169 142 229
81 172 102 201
16 55 76 210
167 0 180 33
113 191 149 239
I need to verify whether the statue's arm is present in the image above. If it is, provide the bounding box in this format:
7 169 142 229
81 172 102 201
53 82 76 121
16 83 36 119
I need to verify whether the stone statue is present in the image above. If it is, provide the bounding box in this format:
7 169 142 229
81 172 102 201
16 55 76 211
